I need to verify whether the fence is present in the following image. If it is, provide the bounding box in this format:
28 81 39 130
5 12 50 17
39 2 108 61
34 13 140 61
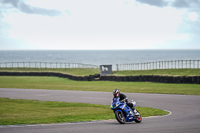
0 62 99 69
116 60 200 71
1 60 200 70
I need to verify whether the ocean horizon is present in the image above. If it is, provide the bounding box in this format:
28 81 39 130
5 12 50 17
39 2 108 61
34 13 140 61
1 49 200 70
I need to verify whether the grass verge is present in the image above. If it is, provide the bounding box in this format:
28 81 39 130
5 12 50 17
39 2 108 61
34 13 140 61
0 76 200 95
0 68 100 76
0 98 168 125
0 68 200 76
113 69 200 76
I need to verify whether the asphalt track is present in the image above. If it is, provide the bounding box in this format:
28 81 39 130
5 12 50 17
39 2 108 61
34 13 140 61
0 88 200 133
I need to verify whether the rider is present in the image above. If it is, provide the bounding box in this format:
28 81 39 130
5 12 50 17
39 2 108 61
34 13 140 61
113 88 139 115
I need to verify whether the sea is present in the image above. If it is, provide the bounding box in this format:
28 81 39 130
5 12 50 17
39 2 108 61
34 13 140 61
0 50 200 70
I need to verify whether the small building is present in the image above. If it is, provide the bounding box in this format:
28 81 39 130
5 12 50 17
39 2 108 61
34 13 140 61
100 65 112 76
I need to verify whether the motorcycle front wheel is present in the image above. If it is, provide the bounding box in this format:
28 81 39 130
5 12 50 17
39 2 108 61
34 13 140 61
134 110 142 123
115 110 126 124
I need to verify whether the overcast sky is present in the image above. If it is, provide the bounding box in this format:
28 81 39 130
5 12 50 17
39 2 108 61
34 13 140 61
0 0 200 50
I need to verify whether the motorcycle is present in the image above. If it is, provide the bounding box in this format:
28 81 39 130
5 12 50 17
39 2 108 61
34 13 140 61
110 97 142 124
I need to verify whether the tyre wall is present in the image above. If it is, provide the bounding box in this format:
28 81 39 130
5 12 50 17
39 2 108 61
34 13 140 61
0 72 96 81
0 72 199 84
99 75 200 84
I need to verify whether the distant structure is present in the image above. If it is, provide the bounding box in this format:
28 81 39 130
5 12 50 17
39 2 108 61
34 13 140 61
100 65 112 76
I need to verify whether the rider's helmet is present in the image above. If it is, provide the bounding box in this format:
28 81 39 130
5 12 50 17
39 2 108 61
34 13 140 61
113 89 120 98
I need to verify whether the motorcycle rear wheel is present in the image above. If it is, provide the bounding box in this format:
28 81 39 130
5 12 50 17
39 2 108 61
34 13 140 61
115 110 126 124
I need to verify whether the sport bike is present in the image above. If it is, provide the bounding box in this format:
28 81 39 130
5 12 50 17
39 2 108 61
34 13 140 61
110 97 142 124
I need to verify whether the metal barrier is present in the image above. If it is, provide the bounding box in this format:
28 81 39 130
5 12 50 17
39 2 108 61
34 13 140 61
1 60 200 71
116 60 200 71
0 62 99 69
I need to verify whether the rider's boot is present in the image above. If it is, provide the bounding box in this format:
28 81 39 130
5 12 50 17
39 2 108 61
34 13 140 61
132 107 139 116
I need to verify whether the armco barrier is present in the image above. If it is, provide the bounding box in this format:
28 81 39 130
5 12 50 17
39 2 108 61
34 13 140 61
0 72 199 84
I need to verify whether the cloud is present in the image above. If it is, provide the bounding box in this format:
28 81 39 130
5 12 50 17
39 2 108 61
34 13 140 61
135 0 169 7
136 0 200 9
0 0 61 17
172 0 200 9
135 0 200 49
135 0 200 27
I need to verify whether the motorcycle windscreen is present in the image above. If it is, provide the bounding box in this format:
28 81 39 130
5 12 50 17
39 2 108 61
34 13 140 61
112 98 119 103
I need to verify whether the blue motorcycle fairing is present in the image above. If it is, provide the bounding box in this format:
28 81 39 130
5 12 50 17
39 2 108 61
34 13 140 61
111 97 135 122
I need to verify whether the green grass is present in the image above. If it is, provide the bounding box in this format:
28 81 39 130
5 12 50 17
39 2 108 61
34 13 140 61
0 68 100 76
113 69 200 76
0 98 168 125
1 68 200 76
0 76 200 95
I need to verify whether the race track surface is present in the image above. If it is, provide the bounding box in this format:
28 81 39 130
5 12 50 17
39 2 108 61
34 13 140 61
0 88 200 133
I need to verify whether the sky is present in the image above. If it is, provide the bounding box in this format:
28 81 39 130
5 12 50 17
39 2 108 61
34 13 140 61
0 0 200 50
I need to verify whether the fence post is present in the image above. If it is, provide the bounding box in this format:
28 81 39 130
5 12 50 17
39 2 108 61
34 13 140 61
146 63 148 70
167 61 169 69
149 62 150 70
171 61 172 69
136 64 137 70
181 60 182 69
153 62 155 70
193 60 195 68
143 63 144 70
175 60 176 69
131 64 132 70
146 62 148 70
186 60 187 68
130 64 132 70
178 60 180 69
